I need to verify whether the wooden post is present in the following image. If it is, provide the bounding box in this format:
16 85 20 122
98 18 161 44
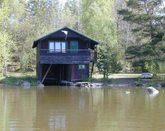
63 64 65 80
91 61 94 78
41 64 52 83
91 47 97 78
38 63 42 81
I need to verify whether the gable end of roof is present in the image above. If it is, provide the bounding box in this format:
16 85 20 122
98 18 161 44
32 27 99 48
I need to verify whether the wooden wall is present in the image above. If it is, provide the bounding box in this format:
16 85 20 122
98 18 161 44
35 28 96 83
70 64 89 82
40 39 89 50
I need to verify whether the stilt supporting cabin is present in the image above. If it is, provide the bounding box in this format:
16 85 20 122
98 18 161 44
91 61 95 78
33 27 99 85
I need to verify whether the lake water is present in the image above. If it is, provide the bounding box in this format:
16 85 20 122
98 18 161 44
0 86 165 131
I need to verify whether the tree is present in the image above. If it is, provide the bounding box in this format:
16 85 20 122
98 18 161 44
118 0 165 73
114 0 136 49
97 45 122 78
59 0 79 29
81 0 122 78
0 0 15 75
0 0 80 72
10 0 59 71
81 0 117 45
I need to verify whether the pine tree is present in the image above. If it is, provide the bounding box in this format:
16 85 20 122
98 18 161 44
97 45 122 78
118 0 165 73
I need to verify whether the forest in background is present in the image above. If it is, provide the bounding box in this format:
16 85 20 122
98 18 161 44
0 0 164 78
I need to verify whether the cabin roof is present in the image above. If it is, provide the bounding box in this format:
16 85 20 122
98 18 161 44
32 27 99 48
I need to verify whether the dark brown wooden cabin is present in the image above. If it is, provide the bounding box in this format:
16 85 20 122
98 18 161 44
33 27 99 85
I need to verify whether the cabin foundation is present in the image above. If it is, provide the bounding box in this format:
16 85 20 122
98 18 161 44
38 64 89 85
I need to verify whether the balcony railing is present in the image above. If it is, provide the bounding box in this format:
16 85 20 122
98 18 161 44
40 49 91 56
39 49 96 64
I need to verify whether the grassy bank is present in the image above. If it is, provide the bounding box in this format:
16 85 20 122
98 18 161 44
91 74 138 87
91 73 165 87
0 72 37 86
0 72 139 87
0 72 165 87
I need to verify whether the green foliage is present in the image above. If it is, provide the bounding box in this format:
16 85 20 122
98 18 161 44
81 0 122 78
0 0 16 75
0 75 37 86
97 45 122 78
110 52 122 73
119 0 165 73
0 0 81 73
81 0 117 46
97 46 111 78
0 0 82 74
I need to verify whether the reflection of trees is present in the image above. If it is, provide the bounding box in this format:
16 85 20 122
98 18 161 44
89 88 165 131
1 87 165 130
48 113 66 131
0 88 36 130
36 87 165 131
36 87 97 131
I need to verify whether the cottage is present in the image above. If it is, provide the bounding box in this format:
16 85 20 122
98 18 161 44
33 27 99 85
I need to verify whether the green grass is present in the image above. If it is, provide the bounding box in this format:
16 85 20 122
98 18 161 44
0 72 37 86
1 72 164 87
93 73 141 79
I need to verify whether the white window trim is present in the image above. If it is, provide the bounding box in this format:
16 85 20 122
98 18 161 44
48 41 66 53
78 64 86 70
49 41 55 53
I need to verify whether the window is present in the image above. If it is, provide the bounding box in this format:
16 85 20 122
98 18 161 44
61 42 66 53
78 64 86 70
70 41 78 52
49 41 66 53
55 42 61 52
49 42 55 52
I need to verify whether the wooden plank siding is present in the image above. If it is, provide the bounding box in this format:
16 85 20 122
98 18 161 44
33 27 99 84
40 39 89 49
39 49 92 64
40 56 90 64
70 64 89 82
38 38 96 64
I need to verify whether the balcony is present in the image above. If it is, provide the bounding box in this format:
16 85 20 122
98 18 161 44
39 49 96 64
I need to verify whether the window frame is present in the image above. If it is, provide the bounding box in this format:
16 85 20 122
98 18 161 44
55 41 61 52
48 41 66 53
70 40 78 52
78 64 86 70
49 41 55 53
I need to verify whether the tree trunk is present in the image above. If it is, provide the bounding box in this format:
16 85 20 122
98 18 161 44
103 72 106 79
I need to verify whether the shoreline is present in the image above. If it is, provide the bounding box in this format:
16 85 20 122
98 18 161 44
0 72 165 88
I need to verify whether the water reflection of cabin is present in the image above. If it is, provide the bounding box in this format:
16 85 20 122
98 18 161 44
33 27 99 85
